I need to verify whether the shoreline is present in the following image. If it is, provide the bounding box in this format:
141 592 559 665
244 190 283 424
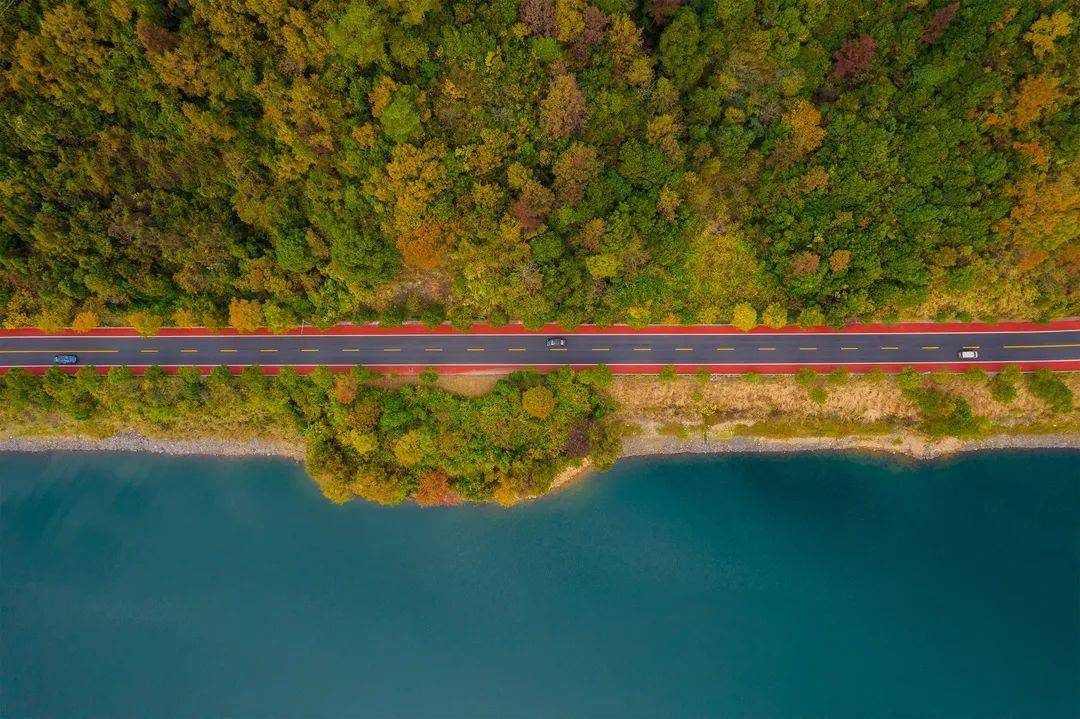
3 430 1077 466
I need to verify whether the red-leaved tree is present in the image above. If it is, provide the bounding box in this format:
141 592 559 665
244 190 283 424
921 1 959 44
829 35 877 80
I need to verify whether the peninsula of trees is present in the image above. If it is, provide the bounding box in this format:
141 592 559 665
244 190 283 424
2 1 1077 333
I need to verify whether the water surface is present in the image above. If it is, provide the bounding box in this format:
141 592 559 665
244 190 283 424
2 451 1078 718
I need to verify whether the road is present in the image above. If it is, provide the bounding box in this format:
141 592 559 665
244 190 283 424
1 325 1079 373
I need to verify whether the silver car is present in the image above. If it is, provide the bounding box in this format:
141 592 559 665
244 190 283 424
957 350 978 359
546 337 566 348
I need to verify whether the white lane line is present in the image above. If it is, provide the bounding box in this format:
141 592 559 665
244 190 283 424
383 348 401 353
260 349 278 353
922 346 939 350
1003 343 1080 349
425 348 443 352
180 349 198 353
633 347 651 351
841 347 858 351
300 348 318 353
716 347 734 351
342 349 360 352
758 347 776 351
881 346 899 350
591 347 610 352
800 347 817 351
675 347 692 352
219 349 237 353
140 349 159 353
508 347 525 352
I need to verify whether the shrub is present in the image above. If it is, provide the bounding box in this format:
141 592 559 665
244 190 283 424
794 368 817 386
808 386 828 404
1025 370 1073 413
827 367 849 385
659 365 677 381
731 303 757 331
522 385 556 418
863 368 885 383
897 366 922 390
695 368 711 384
962 367 987 383
419 368 438 384
744 371 761 384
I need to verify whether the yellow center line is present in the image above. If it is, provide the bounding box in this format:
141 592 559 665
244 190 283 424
963 345 980 349
383 348 401 353
508 347 525 352
219 349 237 353
548 347 567 352
467 348 484 352
300 348 318 353
841 347 859 351
180 349 198 353
675 347 693 352
716 347 734 351
140 349 159 353
425 348 443 352
922 346 939 350
800 347 817 351
1003 343 1080 349
260 349 278 353
591 347 610 352
881 346 899 350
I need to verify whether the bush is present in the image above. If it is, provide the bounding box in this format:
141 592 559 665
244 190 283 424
731 303 757 331
989 368 1018 404
744 371 761 384
808 386 828 404
794 368 817 386
897 367 922 390
962 367 987 383
419 368 438 384
659 365 677 382
906 387 988 438
863 368 885 383
827 367 849 385
695 368 711 384
1025 370 1073 413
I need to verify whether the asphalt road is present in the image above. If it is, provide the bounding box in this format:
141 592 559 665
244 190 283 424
1 329 1078 369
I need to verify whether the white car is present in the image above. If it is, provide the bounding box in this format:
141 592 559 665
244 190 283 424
958 350 978 359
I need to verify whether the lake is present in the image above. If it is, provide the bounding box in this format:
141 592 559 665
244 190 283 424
2 450 1077 718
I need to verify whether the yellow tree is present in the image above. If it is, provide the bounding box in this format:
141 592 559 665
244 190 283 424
229 299 264 333
71 311 99 333
522 386 556 418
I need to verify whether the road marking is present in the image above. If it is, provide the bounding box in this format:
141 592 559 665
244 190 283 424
467 348 484 352
716 347 734 351
633 347 651 352
260 349 278 353
180 349 198 353
140 349 158 353
799 347 817 351
548 347 567 351
675 347 693 352
841 347 859 351
342 348 360 352
425 348 443 352
508 347 525 352
922 346 939 350
963 345 980 349
219 349 237 354
300 348 318 353
881 346 899 350
758 347 776 351
591 347 610 352
383 348 401 353
1003 343 1080 349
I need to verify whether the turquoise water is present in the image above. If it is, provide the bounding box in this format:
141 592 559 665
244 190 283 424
2 451 1077 719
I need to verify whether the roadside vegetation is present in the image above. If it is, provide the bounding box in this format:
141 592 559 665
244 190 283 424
0 365 620 504
2 1 1076 333
611 368 1078 442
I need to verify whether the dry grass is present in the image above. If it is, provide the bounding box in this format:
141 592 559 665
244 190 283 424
610 373 1080 428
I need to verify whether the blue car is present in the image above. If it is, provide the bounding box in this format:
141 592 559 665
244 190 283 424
52 354 79 365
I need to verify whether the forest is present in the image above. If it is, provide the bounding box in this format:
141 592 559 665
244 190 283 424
0 363 621 503
1 0 1077 332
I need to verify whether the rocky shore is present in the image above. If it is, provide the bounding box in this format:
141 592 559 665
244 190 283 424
0 432 305 461
621 430 1080 460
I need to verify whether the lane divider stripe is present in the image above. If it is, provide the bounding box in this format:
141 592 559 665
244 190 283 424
1003 343 1080 349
